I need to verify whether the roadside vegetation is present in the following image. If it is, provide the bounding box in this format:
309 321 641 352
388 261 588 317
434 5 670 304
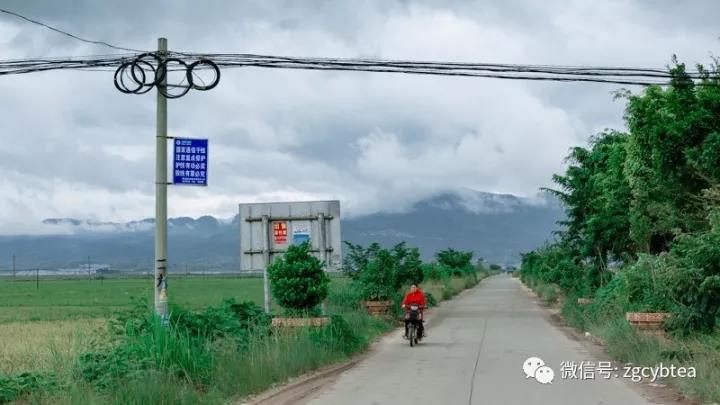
0 242 492 404
520 59 720 402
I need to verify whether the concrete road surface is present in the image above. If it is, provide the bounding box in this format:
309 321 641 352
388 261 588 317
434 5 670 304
302 274 662 405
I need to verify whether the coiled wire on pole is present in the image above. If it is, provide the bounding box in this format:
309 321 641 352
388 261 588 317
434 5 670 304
114 52 220 98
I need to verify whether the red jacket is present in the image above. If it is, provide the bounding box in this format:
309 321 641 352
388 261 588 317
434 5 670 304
402 289 427 308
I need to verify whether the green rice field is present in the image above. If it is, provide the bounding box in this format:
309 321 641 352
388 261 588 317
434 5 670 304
0 276 265 323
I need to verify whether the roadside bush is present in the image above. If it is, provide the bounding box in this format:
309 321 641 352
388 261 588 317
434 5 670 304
0 372 59 404
107 372 207 405
584 274 629 324
520 245 592 297
175 300 269 336
425 292 437 308
109 297 153 336
543 285 560 305
326 282 363 312
226 300 272 330
79 316 214 388
660 213 720 333
79 298 271 390
422 263 452 280
309 315 362 355
268 241 330 314
77 347 144 389
592 317 666 365
463 274 478 289
620 256 675 311
561 294 588 330
441 283 454 300
389 291 406 318
580 256 676 326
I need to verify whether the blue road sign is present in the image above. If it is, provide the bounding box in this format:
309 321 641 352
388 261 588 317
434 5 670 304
173 138 208 185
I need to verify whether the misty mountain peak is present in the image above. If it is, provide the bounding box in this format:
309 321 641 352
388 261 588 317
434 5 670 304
413 189 526 214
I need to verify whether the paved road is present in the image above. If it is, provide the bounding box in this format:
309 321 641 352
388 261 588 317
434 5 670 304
302 274 661 405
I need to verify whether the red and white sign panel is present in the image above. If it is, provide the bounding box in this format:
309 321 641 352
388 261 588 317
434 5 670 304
273 221 288 244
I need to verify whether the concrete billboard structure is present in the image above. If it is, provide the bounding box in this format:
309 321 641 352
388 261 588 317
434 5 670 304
238 200 342 312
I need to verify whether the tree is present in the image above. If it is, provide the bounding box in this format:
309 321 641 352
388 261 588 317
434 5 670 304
357 249 397 300
522 58 720 332
268 241 330 313
342 242 382 280
345 242 424 300
546 130 634 285
623 62 719 252
436 248 473 269
390 242 423 288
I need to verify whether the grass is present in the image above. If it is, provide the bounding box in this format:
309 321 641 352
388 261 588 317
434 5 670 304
0 277 264 323
0 276 265 392
0 320 104 374
14 280 398 404
422 270 494 303
584 318 720 402
524 278 720 403
3 273 488 404
525 279 561 306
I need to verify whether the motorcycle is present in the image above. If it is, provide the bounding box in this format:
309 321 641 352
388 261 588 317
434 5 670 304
405 304 423 347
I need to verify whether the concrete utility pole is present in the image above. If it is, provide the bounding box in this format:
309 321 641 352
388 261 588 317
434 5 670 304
155 37 169 321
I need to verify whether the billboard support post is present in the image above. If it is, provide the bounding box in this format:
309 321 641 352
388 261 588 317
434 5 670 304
261 214 271 314
317 212 327 316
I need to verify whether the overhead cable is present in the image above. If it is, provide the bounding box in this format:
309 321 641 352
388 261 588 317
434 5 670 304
0 8 145 52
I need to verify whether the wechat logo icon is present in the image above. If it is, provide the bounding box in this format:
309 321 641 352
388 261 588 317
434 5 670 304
523 357 555 384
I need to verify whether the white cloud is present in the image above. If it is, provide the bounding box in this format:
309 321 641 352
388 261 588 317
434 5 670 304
0 0 718 233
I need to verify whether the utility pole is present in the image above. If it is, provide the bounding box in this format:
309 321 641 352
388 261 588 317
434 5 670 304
87 256 91 281
155 37 169 322
12 254 15 278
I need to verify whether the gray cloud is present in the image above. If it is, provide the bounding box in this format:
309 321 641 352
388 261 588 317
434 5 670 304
0 0 718 234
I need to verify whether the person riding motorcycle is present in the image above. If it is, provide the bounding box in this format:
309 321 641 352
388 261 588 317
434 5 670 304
401 283 427 339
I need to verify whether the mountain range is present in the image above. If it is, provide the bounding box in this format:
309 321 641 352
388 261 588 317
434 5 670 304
0 190 564 272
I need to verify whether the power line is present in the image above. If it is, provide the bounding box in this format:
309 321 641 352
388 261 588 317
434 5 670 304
0 51 714 88
156 52 714 87
0 54 130 76
0 7 710 86
0 8 145 53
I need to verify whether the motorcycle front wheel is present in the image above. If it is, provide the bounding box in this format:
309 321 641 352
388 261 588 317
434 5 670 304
409 324 416 347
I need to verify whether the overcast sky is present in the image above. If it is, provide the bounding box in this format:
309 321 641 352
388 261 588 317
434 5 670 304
0 0 718 234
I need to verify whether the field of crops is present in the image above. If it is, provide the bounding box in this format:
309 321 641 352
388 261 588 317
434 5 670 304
0 276 267 376
0 276 265 323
